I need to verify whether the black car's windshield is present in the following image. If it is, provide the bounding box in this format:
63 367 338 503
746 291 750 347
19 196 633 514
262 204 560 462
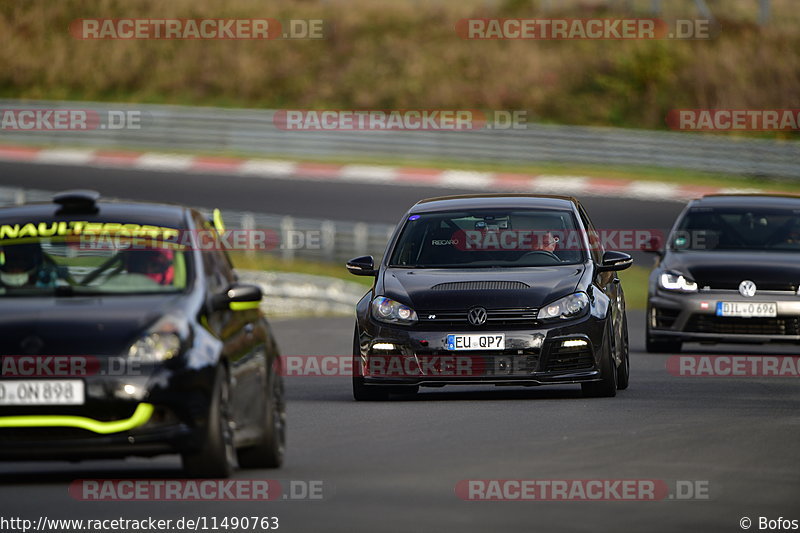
0 237 191 296
672 206 800 252
389 209 586 268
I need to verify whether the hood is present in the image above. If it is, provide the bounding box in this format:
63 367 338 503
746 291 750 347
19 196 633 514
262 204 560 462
0 295 184 356
381 265 585 311
663 251 800 291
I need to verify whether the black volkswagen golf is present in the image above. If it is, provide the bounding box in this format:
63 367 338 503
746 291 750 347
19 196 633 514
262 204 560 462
0 191 285 477
347 194 633 400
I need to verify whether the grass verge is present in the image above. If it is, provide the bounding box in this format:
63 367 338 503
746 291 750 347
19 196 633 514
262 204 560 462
618 265 650 310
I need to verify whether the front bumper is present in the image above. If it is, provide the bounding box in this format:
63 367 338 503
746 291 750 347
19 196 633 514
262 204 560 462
648 289 800 344
0 361 215 460
357 314 608 387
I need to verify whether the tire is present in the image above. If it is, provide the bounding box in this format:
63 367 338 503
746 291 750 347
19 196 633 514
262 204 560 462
351 326 417 401
182 367 236 478
582 323 617 398
237 363 286 469
616 314 630 390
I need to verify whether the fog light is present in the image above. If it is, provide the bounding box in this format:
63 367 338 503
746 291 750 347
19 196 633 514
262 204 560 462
372 343 396 350
561 339 588 348
115 383 146 400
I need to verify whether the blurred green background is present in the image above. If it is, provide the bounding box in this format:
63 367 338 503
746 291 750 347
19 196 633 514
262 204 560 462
2 0 798 134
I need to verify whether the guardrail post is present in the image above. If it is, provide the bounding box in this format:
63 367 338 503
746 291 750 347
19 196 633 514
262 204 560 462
14 189 25 205
241 213 256 258
281 216 295 262
321 220 336 263
354 222 368 258
380 226 393 265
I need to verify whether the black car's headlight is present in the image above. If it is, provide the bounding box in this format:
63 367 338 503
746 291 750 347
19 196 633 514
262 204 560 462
538 292 590 321
128 332 181 362
127 315 187 363
659 271 698 292
371 296 418 325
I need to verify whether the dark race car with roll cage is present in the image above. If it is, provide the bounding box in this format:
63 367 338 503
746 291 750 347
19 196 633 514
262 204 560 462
645 194 800 352
347 194 633 400
0 190 284 477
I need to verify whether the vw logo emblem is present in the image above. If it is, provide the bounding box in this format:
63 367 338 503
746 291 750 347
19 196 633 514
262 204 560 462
739 280 757 298
467 307 488 326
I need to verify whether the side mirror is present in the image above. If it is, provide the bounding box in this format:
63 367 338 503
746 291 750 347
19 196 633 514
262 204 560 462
641 235 664 256
597 251 633 272
214 283 262 311
346 255 377 276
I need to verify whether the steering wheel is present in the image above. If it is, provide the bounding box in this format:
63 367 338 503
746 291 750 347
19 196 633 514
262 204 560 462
517 250 561 264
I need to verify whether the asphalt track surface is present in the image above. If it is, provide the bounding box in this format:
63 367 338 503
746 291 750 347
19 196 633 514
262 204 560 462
0 160 685 228
1 162 799 532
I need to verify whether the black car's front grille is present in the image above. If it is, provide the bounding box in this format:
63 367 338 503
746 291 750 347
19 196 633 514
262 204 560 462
653 306 680 329
418 308 538 327
686 315 800 336
545 346 595 372
430 281 530 291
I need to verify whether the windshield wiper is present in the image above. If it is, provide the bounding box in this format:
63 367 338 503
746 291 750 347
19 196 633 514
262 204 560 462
55 285 100 297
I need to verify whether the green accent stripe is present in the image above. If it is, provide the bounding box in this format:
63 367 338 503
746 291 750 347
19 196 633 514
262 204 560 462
0 403 154 434
229 300 260 311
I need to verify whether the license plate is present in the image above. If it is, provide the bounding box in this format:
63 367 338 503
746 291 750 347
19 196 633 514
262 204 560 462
0 380 85 405
446 334 505 351
716 302 777 318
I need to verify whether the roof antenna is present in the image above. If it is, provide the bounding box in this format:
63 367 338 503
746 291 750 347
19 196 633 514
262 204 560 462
52 190 100 214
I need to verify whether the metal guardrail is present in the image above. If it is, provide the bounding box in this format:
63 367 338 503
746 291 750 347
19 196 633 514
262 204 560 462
1 99 798 180
225 211 394 264
237 270 365 317
0 187 395 265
